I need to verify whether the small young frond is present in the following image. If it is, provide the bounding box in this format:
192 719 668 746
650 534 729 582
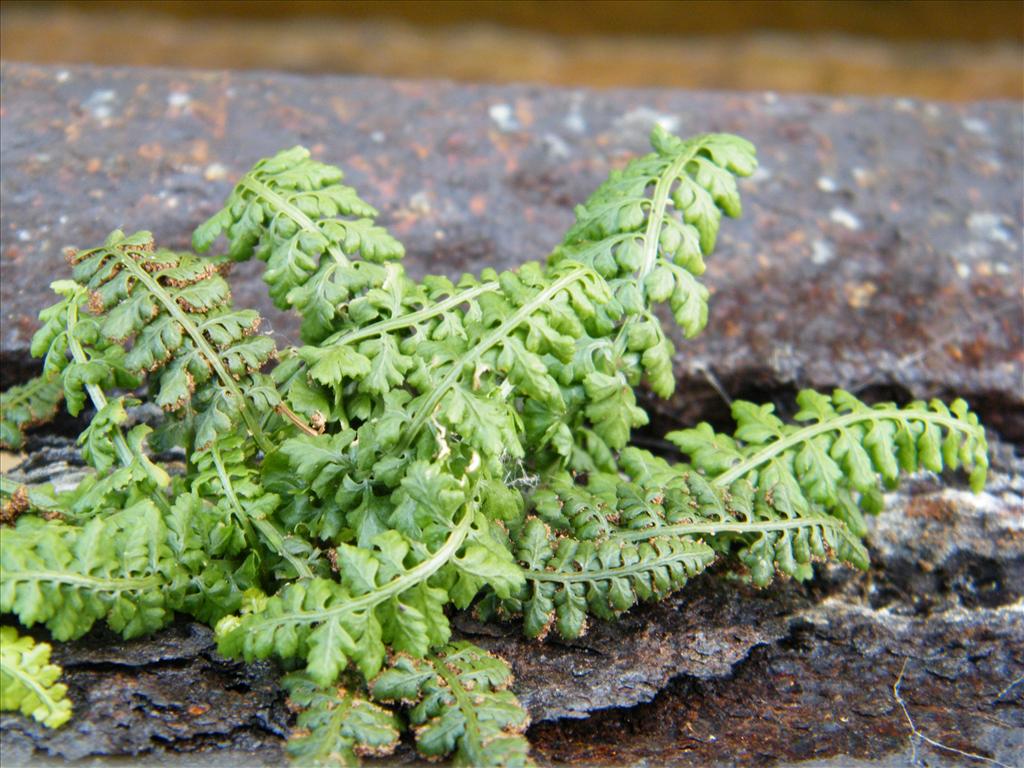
1 503 180 640
508 516 714 640
0 626 72 728
670 388 988 500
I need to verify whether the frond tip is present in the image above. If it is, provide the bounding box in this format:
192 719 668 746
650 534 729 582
671 389 988 494
0 626 72 728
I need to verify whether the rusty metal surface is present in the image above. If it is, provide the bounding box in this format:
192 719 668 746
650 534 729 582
1 62 1022 438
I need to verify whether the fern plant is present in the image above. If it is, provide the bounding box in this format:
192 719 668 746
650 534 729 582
0 126 988 765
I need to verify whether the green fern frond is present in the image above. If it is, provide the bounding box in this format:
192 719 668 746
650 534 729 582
371 642 532 767
0 373 64 450
0 501 179 640
283 673 401 767
193 146 405 343
508 516 714 639
670 388 988 501
216 497 522 685
551 128 756 339
0 626 72 728
53 231 280 452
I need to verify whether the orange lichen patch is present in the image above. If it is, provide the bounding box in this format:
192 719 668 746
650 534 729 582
187 704 210 716
904 495 956 523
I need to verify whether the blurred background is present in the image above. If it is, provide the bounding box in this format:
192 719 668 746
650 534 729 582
1 0 1022 100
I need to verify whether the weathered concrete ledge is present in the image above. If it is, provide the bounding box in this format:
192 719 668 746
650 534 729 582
1 64 1022 766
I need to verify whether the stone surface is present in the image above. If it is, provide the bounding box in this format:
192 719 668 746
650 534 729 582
1 64 1022 766
1 63 1022 439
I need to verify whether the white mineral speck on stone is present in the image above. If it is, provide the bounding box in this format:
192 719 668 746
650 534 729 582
83 89 117 121
167 91 191 109
816 176 837 193
370 131 386 144
489 103 519 132
564 93 587 134
829 208 861 231
56 70 70 83
962 117 989 135
543 132 571 160
17 229 31 242
852 167 875 187
955 262 971 279
409 191 431 214
967 212 1013 245
811 239 834 265
204 163 228 181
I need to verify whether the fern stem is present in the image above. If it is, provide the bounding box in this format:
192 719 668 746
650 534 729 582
241 176 324 240
610 144 699 365
712 408 983 488
240 175 352 271
64 297 136 469
397 267 591 454
608 514 854 542
246 506 474 629
319 281 499 349
636 146 697 282
116 257 274 455
5 570 162 590
430 653 483 756
276 403 320 436
523 541 713 582
209 445 313 579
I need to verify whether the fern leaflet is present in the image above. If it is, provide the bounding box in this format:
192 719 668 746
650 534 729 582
0 626 72 728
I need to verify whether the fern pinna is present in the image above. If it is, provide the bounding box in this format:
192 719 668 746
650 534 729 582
0 126 988 767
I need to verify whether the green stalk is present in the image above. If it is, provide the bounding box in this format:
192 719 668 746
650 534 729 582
209 445 313 580
0 657 65 721
320 281 499 349
65 296 136 470
245 506 474 630
608 514 854 542
430 655 483 757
